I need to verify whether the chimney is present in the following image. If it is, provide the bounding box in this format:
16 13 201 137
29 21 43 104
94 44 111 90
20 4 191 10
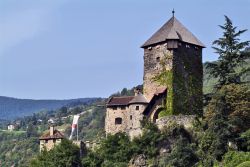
50 126 54 136
134 88 141 96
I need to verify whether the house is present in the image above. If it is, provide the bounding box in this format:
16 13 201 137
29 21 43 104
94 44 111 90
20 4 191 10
39 126 64 151
7 124 15 131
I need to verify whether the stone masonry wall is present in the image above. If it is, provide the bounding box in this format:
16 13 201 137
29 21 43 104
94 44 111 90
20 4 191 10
105 106 129 135
40 139 62 152
156 115 195 130
127 104 147 138
143 44 173 100
105 104 147 138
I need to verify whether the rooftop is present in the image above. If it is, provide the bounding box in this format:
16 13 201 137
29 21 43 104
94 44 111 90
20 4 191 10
39 129 64 140
129 93 148 104
141 16 205 48
107 96 134 106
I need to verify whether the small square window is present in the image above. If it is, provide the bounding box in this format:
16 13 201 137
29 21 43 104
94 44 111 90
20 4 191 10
115 118 122 125
130 115 132 120
136 106 139 110
113 107 117 110
121 106 126 110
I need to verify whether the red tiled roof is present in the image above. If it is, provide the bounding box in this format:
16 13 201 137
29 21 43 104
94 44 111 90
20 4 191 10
39 130 64 140
107 96 134 106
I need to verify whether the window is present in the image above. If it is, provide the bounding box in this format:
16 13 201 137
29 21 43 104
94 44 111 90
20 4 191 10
121 106 126 110
45 140 48 143
53 139 56 143
136 106 139 110
130 115 132 120
115 118 122 125
156 57 160 62
113 106 117 110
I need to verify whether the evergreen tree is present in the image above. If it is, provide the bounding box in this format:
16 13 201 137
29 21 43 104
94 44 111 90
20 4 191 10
208 16 249 87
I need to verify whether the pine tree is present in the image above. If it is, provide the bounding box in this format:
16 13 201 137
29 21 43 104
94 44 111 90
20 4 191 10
208 16 249 87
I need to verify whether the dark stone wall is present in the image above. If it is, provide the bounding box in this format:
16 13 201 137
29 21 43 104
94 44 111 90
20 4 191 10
172 42 203 115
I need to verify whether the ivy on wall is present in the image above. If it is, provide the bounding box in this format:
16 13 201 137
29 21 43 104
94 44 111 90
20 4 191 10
151 49 203 117
152 51 174 117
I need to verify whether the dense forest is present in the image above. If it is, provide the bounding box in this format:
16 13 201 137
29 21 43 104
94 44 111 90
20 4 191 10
0 16 249 167
0 96 100 120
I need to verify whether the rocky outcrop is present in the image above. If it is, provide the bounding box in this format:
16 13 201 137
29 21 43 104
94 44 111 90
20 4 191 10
156 115 195 130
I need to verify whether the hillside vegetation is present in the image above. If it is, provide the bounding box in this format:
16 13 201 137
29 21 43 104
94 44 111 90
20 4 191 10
0 96 100 120
0 98 106 166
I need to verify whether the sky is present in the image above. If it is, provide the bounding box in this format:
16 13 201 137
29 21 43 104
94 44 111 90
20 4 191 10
0 0 249 99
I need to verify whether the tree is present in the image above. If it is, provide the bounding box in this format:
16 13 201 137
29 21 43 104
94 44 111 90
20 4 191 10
198 95 236 166
208 16 249 87
159 138 198 167
26 123 38 137
30 139 82 167
82 132 132 167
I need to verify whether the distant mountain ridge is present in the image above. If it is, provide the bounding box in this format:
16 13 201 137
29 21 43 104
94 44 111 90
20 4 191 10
0 96 101 120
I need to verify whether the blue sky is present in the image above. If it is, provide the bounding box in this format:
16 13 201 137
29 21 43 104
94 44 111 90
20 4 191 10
0 0 249 99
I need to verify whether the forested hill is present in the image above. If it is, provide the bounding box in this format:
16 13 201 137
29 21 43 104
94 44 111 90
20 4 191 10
0 96 101 120
203 56 250 94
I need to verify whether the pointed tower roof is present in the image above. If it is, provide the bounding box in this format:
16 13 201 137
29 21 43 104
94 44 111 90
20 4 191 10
141 15 205 48
129 93 148 105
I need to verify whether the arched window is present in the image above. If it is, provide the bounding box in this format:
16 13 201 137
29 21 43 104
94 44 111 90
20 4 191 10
115 117 122 125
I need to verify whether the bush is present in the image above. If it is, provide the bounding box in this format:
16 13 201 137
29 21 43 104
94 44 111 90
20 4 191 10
237 161 250 167
30 139 82 167
222 151 250 167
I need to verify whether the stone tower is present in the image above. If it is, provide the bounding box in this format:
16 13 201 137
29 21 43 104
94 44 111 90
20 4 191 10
141 13 205 115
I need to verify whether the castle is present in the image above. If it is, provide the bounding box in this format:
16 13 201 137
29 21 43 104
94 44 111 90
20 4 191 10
105 12 205 138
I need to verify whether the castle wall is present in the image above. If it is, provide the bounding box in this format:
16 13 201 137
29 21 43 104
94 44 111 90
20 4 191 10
105 104 147 138
105 106 129 135
156 115 195 130
128 104 146 138
143 43 173 100
172 43 203 115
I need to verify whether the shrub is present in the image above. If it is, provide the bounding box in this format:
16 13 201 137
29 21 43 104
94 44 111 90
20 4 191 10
222 151 250 167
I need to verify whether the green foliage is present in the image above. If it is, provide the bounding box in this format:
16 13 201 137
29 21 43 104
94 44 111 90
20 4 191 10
82 122 165 166
0 132 39 167
198 95 238 166
239 129 250 151
221 151 250 167
159 138 198 167
65 105 106 141
82 133 132 166
237 161 250 167
110 85 143 97
208 16 249 87
132 121 162 158
152 51 174 116
205 83 250 132
30 139 82 167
